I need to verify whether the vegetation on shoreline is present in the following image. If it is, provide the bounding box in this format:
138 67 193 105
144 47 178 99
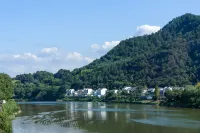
0 73 19 133
62 96 159 105
162 84 200 108
0 100 19 133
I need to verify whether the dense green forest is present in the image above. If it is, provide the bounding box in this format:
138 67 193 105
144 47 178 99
13 13 200 101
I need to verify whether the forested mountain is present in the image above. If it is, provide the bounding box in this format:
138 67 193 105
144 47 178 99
13 13 200 100
72 13 200 88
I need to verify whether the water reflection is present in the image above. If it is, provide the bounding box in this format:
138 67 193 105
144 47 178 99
13 102 200 133
87 103 93 120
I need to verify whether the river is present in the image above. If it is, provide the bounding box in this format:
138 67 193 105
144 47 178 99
12 102 200 133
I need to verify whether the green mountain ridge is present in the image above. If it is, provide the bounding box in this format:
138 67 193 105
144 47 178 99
72 13 200 88
13 13 200 100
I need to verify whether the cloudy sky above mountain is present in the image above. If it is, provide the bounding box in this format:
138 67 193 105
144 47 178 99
0 25 160 77
0 0 199 77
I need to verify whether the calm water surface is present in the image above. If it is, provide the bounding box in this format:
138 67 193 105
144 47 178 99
12 102 200 133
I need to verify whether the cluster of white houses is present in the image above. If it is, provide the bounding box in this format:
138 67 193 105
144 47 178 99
66 86 184 99
66 88 109 97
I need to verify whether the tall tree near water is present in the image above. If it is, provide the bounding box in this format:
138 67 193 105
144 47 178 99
0 73 13 100
154 86 160 101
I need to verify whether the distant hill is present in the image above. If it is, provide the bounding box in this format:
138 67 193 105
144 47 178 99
14 13 200 100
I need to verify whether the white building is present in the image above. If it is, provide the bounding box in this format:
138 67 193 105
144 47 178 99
122 87 137 93
66 89 75 96
93 90 98 96
96 88 107 97
114 90 118 94
147 88 155 93
77 90 84 96
2 100 6 104
142 89 148 94
122 87 131 93
83 88 93 96
74 91 78 96
164 87 173 91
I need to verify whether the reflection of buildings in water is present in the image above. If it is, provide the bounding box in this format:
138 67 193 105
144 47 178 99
87 110 93 120
99 103 107 121
114 112 118 121
65 103 69 116
87 102 92 109
126 104 130 109
126 113 130 121
86 102 93 120
65 102 76 119
100 111 107 121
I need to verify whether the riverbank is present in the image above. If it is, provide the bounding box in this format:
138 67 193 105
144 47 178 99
16 98 200 109
159 101 200 109
61 97 199 109
60 96 160 105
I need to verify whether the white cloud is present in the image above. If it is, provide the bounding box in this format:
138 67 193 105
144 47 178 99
91 41 120 55
135 25 161 36
91 44 100 50
13 53 40 61
102 41 120 50
0 47 94 77
41 47 58 54
66 52 94 63
67 52 83 61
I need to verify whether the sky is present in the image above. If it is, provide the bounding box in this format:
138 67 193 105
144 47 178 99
0 0 200 77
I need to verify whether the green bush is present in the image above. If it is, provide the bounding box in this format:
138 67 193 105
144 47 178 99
0 100 19 133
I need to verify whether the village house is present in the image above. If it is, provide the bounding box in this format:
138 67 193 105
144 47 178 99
129 87 138 94
96 88 108 97
93 90 97 96
142 89 148 94
140 89 148 96
147 88 155 93
74 91 78 96
114 89 119 94
122 87 136 94
144 88 156 100
66 89 75 96
76 90 84 97
83 88 93 96
164 87 173 91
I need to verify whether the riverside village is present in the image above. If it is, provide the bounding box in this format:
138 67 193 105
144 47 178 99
65 86 184 100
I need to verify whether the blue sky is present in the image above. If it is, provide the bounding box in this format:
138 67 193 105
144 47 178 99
0 0 200 77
